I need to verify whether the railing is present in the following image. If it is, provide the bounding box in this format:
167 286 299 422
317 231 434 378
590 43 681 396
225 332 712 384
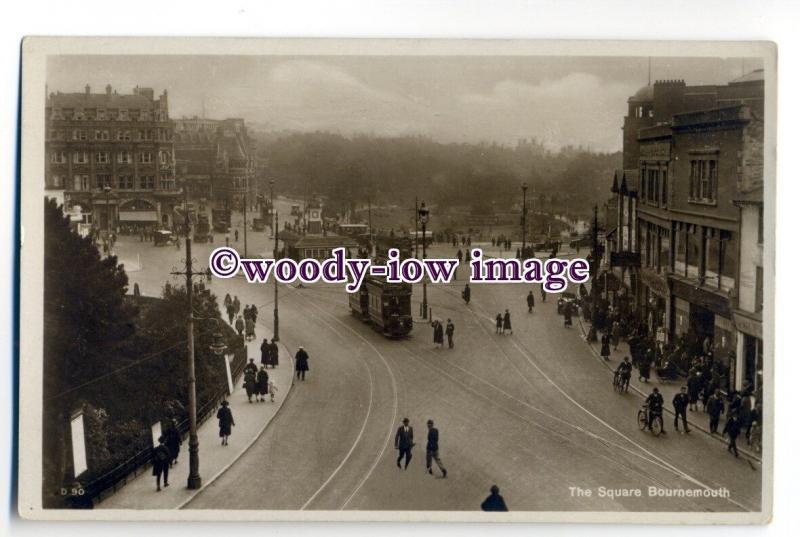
74 345 248 508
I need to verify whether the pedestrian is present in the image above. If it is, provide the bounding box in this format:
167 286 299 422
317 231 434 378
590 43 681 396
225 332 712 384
445 319 455 349
243 304 251 322
233 296 241 316
433 320 444 348
707 389 725 434
425 419 447 478
243 358 258 403
267 378 278 402
526 291 535 313
495 314 503 335
741 389 756 441
217 400 234 446
245 316 255 341
163 419 182 467
639 348 652 383
687 371 703 411
457 249 463 264
394 417 414 470
462 283 471 305
723 412 741 457
481 485 508 512
250 304 258 323
564 304 573 328
152 436 171 491
256 366 269 402
295 346 309 381
235 229 239 242
268 338 280 368
234 315 245 337
673 386 691 433
260 338 270 368
611 320 620 350
540 284 546 303
600 332 611 361
503 309 512 335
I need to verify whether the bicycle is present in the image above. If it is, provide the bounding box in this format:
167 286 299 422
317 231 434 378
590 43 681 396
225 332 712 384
613 372 629 393
637 406 663 436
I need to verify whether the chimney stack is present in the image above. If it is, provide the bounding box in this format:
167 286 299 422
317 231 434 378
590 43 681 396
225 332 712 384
105 84 112 97
85 84 90 95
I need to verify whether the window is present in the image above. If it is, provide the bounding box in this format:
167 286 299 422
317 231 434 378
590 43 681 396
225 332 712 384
95 174 113 189
755 266 763 312
96 152 110 164
50 151 67 164
721 231 736 291
48 129 64 140
660 169 668 207
159 173 174 190
142 129 153 141
118 175 135 190
117 151 132 164
689 158 717 203
72 129 88 141
140 175 155 190
673 224 687 276
97 109 106 121
95 130 110 141
705 229 721 289
116 130 132 142
138 152 153 164
119 109 129 121
73 152 89 165
73 174 90 191
159 150 171 165
50 174 64 188
687 226 701 279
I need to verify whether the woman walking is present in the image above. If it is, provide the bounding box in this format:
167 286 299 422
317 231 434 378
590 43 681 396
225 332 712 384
600 332 611 361
217 400 234 446
256 366 269 403
152 436 171 491
163 419 182 467
495 313 503 335
295 346 310 381
502 309 512 335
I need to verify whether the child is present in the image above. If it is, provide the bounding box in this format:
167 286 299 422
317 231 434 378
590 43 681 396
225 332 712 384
268 379 278 402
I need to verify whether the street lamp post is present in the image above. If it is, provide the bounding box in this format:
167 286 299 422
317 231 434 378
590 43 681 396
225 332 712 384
242 179 248 258
521 182 528 258
269 179 275 237
418 201 429 320
273 210 280 341
103 185 112 255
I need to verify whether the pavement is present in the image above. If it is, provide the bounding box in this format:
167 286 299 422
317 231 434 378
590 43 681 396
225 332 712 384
575 315 761 461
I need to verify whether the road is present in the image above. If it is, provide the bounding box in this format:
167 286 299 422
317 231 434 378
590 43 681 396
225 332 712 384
126 235 760 513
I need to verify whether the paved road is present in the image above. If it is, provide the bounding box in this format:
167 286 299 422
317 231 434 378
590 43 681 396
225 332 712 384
176 242 762 513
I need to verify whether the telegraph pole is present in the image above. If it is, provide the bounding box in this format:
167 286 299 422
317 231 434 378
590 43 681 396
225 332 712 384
589 204 599 343
273 211 280 341
243 179 248 258
414 196 419 260
521 182 528 258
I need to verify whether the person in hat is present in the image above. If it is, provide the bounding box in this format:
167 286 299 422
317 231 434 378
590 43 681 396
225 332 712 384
256 365 270 402
394 418 414 470
152 435 171 491
163 419 182 467
243 358 258 403
217 400 234 446
502 309 512 335
445 319 455 349
425 419 447 478
526 291 535 313
481 485 508 512
295 346 310 381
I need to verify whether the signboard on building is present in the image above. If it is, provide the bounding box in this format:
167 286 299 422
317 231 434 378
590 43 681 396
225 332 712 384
70 411 88 478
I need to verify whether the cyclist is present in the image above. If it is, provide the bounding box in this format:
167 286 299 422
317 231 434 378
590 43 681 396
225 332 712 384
644 387 665 435
615 356 633 392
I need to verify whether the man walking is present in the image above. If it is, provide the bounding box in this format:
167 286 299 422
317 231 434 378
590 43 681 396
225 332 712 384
707 388 725 434
673 386 691 433
526 291 535 313
445 319 455 349
425 419 447 478
295 346 309 381
724 412 742 457
394 418 414 470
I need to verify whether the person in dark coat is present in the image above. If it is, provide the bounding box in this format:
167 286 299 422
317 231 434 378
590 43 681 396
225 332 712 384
235 315 245 337
243 358 258 402
540 284 546 303
295 346 309 381
268 338 279 367
526 291 535 313
394 418 414 470
462 283 471 305
163 419 182 467
256 366 269 402
260 338 270 367
707 389 725 434
502 309 512 335
600 332 611 361
245 317 255 341
233 296 241 316
227 304 235 325
433 321 444 348
639 348 652 383
564 304 573 327
723 412 741 457
217 400 234 445
673 386 691 433
250 304 258 323
687 371 703 411
481 485 509 512
445 319 455 349
425 419 447 478
152 436 171 491
495 313 503 334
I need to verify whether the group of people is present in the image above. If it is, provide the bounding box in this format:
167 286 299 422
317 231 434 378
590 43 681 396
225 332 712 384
150 419 183 492
243 358 277 404
432 319 456 348
495 310 513 335
492 236 513 251
394 417 447 478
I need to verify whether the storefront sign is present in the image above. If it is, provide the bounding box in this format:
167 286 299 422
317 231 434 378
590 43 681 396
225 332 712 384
670 278 730 317
733 311 763 338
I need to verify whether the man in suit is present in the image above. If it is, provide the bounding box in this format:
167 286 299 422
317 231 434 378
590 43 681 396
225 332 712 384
672 386 691 433
426 419 447 478
394 418 414 469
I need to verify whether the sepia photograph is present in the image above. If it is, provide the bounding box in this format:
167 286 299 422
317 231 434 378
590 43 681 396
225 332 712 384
17 38 775 523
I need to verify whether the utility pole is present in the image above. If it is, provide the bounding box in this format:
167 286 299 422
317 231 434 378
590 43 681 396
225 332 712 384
242 179 248 258
273 211 280 341
368 195 373 257
521 182 528 258
171 186 205 490
419 201 429 320
589 204 599 343
414 196 419 260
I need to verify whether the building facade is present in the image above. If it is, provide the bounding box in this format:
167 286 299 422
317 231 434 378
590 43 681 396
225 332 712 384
608 70 765 393
45 85 180 232
173 117 257 220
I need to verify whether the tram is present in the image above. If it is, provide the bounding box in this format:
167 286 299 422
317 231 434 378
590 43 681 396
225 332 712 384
349 275 413 338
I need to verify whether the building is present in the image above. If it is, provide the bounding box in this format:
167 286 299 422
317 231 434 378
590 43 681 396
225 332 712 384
173 117 257 220
608 70 765 393
45 85 180 232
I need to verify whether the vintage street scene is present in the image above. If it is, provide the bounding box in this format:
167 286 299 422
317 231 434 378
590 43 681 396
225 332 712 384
27 44 770 518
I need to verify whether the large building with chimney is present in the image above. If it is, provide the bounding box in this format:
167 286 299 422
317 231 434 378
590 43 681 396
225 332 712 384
606 70 765 395
45 84 180 232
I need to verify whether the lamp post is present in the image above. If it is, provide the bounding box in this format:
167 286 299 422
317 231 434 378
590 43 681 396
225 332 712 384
273 210 280 341
103 184 112 255
269 179 275 237
242 178 248 258
418 201 429 320
521 182 528 258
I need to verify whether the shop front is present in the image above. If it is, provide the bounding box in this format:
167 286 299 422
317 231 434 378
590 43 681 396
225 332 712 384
637 267 669 337
733 310 763 395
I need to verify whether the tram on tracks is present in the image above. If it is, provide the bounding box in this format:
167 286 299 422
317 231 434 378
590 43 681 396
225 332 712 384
348 234 414 338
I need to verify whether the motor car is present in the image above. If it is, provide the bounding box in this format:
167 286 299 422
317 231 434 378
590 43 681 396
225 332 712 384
557 291 578 315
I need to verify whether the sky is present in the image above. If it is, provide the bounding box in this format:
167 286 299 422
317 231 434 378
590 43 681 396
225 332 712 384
46 55 762 152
